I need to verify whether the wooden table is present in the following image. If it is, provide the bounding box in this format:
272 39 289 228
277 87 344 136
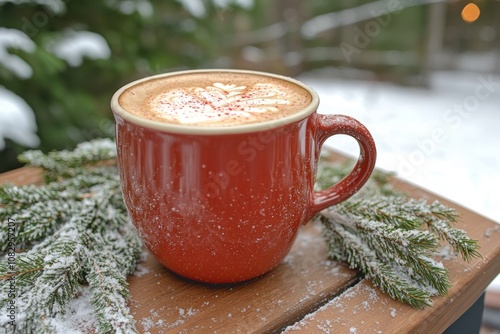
1 153 499 334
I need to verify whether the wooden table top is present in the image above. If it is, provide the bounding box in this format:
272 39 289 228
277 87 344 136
1 153 499 334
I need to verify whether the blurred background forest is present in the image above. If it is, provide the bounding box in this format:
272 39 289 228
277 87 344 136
1 0 499 172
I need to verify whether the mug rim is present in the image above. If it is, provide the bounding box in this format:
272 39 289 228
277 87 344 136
110 69 320 135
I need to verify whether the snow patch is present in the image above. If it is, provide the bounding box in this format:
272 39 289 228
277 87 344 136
0 28 36 78
47 30 111 67
48 286 98 333
0 86 39 150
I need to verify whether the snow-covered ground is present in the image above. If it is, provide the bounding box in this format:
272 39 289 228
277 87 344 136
301 70 500 290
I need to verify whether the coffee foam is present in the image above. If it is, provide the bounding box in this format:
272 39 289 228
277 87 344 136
118 72 312 127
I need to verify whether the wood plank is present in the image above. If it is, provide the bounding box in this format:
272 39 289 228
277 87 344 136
0 167 43 186
283 178 500 334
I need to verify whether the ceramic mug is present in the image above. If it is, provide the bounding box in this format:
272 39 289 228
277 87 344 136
111 69 376 284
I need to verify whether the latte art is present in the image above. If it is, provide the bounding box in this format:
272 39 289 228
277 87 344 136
118 71 312 127
152 82 291 125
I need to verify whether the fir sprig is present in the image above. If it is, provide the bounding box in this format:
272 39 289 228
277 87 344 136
87 227 142 334
323 220 438 308
17 138 117 182
316 160 480 308
0 139 142 333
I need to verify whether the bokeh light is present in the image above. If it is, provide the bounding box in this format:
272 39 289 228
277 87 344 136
461 3 480 23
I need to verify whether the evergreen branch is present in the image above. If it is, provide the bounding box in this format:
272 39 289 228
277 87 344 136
358 220 439 253
412 200 481 261
315 158 396 196
316 160 481 308
87 251 138 334
323 213 451 300
87 268 136 333
0 254 45 284
334 196 426 230
0 200 72 254
426 218 482 262
426 201 459 222
322 218 434 308
28 242 88 314
6 207 95 332
18 138 117 182
18 138 116 171
0 185 80 207
101 225 143 275
0 139 142 333
0 255 45 316
85 216 141 333
0 167 123 255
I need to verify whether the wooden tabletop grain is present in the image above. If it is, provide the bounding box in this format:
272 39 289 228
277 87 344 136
1 152 499 334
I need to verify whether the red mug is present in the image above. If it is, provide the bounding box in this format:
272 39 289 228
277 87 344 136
111 69 376 284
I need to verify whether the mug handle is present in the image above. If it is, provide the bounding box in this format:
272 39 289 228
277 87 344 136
306 114 377 221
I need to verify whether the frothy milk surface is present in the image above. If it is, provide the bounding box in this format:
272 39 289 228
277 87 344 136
118 72 312 126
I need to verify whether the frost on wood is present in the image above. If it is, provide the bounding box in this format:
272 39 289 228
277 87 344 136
316 159 481 308
0 139 142 333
